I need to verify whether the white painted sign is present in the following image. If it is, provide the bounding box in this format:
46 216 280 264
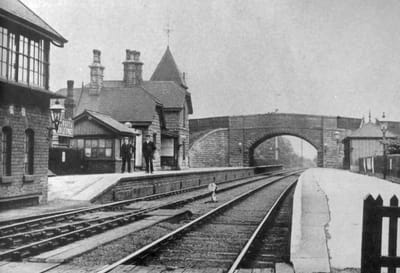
55 119 73 137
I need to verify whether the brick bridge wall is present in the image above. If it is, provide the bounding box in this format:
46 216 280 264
189 114 361 168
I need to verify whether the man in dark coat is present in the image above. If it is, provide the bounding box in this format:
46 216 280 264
121 137 133 173
142 134 156 173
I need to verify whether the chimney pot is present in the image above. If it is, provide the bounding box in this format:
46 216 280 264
93 49 101 64
67 80 74 91
65 80 75 119
134 51 140 61
89 49 105 95
123 49 143 86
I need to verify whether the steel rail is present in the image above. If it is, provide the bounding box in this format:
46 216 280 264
0 171 284 243
226 179 297 273
96 172 301 273
0 169 290 236
0 171 299 261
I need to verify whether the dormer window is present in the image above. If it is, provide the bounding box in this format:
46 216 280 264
0 25 49 89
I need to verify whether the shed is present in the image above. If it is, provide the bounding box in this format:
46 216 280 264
343 121 397 171
72 110 140 173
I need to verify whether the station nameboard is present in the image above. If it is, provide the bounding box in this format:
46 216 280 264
55 119 73 137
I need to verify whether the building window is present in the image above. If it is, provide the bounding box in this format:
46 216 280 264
0 25 48 88
25 129 34 175
2 127 12 176
81 138 113 158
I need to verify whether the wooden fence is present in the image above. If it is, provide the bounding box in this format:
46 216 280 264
361 195 400 273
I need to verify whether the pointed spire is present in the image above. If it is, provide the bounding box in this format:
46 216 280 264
368 110 372 123
150 46 187 89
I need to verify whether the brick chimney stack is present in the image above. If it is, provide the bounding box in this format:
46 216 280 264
64 80 75 119
89 49 105 95
123 49 143 87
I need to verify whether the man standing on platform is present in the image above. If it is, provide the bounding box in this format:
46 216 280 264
142 134 156 173
121 137 133 173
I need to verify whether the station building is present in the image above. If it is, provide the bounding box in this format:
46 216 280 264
56 47 193 172
343 119 397 171
0 0 66 207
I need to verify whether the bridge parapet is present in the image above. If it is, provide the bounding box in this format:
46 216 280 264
190 113 361 168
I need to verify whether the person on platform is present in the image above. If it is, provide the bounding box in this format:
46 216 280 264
121 137 133 173
142 134 156 173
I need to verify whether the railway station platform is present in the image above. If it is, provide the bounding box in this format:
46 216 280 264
0 166 280 224
291 168 400 273
48 166 280 203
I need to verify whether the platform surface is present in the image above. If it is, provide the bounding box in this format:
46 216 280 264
291 168 400 272
48 167 251 202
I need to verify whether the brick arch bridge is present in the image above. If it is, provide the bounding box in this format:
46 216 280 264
189 113 361 168
247 129 319 166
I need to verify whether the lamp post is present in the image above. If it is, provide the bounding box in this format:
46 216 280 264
49 99 65 132
48 99 65 145
380 112 388 179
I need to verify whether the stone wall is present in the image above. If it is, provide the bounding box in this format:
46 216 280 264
189 128 229 168
94 167 263 203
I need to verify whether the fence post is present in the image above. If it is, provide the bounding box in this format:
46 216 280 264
388 195 399 273
361 195 382 273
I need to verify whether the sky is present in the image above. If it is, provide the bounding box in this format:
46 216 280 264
23 0 400 123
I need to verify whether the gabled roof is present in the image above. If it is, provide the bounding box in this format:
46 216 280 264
58 81 160 124
1 0 67 46
74 110 139 136
150 46 187 89
346 122 398 139
142 81 193 114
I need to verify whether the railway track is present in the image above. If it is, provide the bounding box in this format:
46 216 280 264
97 173 299 273
0 170 298 261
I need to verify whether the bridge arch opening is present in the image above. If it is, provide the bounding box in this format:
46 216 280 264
249 134 318 168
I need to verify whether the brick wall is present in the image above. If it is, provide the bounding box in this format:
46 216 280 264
0 103 49 205
189 128 229 168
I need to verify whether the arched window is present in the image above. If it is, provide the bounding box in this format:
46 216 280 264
2 127 12 176
25 129 34 174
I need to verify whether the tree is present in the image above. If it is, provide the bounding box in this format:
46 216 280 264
253 136 316 168
387 137 400 154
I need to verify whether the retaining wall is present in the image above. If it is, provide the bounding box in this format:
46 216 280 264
93 165 282 204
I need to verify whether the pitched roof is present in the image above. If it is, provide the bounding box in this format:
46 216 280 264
150 46 187 89
74 110 139 136
346 122 398 138
58 82 159 124
1 0 67 45
142 80 188 107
